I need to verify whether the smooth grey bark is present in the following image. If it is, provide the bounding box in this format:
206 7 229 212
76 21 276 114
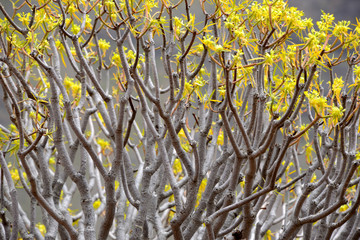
0 1 360 240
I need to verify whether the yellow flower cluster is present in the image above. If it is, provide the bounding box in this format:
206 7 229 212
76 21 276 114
305 90 328 114
64 77 81 99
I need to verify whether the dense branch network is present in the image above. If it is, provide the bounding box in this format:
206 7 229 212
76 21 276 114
0 0 359 239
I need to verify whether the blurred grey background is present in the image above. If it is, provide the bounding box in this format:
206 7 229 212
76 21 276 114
291 0 360 22
0 0 359 126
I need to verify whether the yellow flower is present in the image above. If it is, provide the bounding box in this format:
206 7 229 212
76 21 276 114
339 204 349 212
98 39 110 51
85 15 92 30
112 53 121 66
305 90 328 114
333 21 351 37
201 35 215 49
68 4 77 15
93 199 101 209
218 85 226 98
264 229 273 240
17 13 31 26
71 24 80 35
64 77 81 98
10 168 20 181
214 44 225 53
105 0 115 11
282 78 296 95
196 178 207 207
96 138 110 150
332 77 343 102
330 106 344 125
217 130 224 145
354 66 360 78
126 50 135 62
185 81 193 93
65 19 71 28
49 157 56 165
172 158 183 176
37 223 46 236
310 174 316 183
10 124 17 132
264 50 277 65
194 78 206 88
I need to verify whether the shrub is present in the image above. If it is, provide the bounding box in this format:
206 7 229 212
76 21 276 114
0 0 359 239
